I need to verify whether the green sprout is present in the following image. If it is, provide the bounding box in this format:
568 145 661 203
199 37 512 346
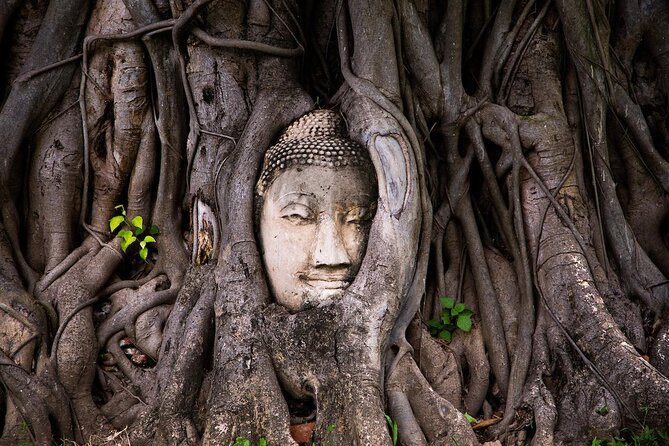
464 412 478 424
427 296 474 343
595 404 609 416
109 205 159 261
231 437 266 446
385 414 398 446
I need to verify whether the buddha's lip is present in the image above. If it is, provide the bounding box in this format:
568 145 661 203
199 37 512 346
299 272 353 281
300 273 352 289
304 279 350 289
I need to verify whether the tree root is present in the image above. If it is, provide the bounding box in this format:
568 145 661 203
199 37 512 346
153 274 215 443
407 319 463 411
0 351 72 444
100 275 171 350
387 353 479 445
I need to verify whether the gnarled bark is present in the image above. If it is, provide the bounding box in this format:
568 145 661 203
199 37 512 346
2 1 669 445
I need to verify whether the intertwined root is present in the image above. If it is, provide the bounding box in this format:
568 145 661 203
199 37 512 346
2 0 669 444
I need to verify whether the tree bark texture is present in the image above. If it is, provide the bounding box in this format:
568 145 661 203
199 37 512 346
1 0 669 445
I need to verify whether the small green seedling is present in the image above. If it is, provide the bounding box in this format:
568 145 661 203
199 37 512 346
595 404 609 416
464 412 478 424
17 420 33 446
109 205 159 261
428 296 474 342
385 414 398 446
231 437 267 446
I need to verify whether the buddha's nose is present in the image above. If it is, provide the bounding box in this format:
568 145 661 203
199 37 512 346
312 216 352 268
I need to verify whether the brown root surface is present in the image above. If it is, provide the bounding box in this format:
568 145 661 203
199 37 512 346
3 0 669 445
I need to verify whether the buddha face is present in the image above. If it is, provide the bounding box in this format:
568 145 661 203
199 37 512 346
259 164 377 312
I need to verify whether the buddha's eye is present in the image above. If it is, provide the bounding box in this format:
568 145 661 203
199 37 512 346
281 204 315 224
345 204 376 224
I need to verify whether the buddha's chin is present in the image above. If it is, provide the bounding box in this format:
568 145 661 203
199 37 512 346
277 286 348 313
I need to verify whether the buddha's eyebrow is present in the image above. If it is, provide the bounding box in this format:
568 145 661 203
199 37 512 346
277 192 315 200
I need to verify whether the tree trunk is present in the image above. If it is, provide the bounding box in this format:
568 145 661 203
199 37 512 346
1 0 669 445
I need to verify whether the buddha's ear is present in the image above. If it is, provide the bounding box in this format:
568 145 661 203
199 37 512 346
368 134 410 218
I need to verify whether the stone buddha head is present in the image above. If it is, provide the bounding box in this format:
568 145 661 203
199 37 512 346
256 109 378 312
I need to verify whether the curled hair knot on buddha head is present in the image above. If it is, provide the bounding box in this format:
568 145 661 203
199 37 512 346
255 109 375 196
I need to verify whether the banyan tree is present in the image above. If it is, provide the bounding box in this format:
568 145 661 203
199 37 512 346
1 0 669 444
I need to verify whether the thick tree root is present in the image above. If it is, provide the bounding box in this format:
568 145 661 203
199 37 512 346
387 353 479 446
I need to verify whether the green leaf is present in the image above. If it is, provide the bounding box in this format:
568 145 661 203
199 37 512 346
441 314 450 325
594 404 609 415
233 437 249 446
114 204 126 216
109 215 124 232
384 415 398 446
460 309 474 317
452 303 466 315
428 319 441 329
440 296 455 309
118 230 133 242
326 423 336 433
439 330 452 342
134 226 145 236
464 413 477 424
139 241 146 249
143 235 156 243
121 236 136 252
258 438 267 446
139 247 148 261
457 314 473 332
131 215 143 229
149 225 160 235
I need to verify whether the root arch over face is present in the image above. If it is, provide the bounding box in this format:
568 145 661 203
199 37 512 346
1 0 669 445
